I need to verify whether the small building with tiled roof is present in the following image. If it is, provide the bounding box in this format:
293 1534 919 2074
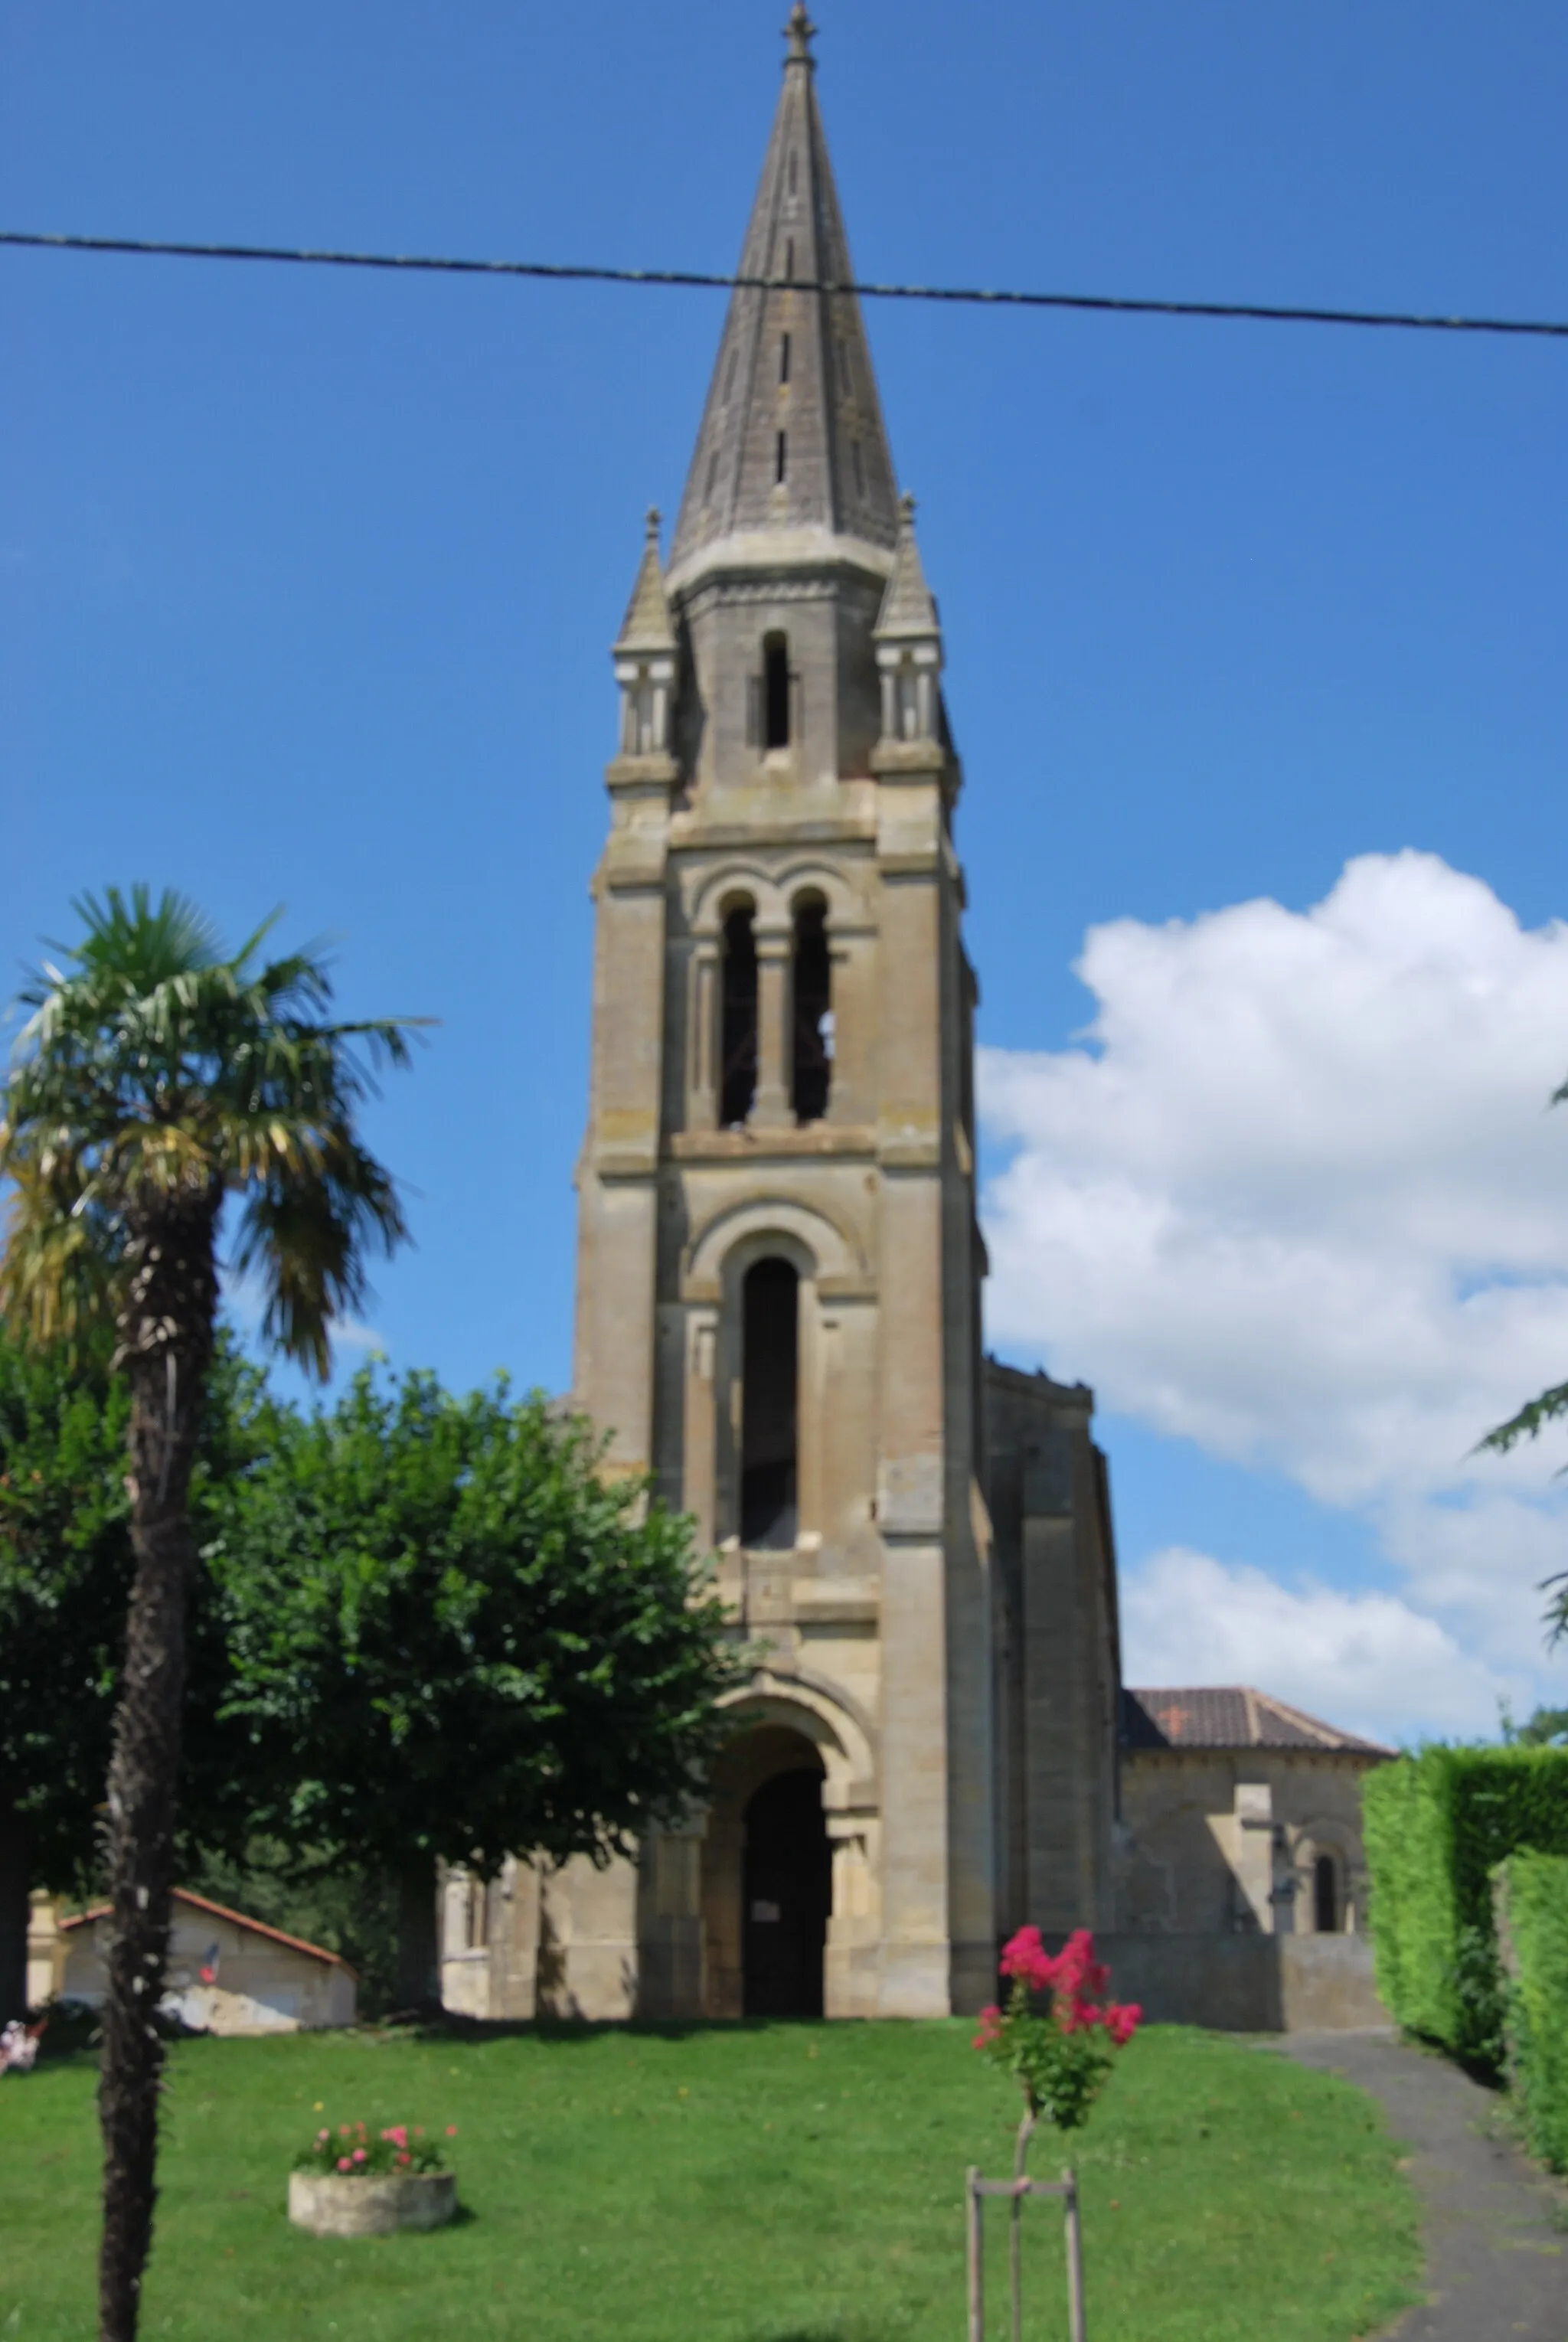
48 1888 356 2034
1116 1687 1393 1943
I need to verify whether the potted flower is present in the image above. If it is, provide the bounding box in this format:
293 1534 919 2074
289 2120 459 2238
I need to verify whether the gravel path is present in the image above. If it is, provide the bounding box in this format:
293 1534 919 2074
1279 2029 1566 2341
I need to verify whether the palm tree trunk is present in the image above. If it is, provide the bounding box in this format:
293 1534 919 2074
99 1198 217 2342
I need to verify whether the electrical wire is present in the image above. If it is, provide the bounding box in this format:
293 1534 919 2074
4 228 1568 341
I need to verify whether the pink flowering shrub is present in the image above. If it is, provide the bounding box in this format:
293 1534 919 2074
974 1927 1142 2135
293 2118 454 2177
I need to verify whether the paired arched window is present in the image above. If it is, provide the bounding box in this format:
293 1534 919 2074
740 1256 799 1549
720 903 759 1127
791 893 832 1123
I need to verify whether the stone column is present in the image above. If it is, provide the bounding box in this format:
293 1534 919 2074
825 1814 881 2018
681 1309 719 1549
688 943 720 1128
753 929 792 1126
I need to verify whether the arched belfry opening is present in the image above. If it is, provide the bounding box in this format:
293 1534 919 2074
740 1256 799 1549
743 1759 830 2017
1314 1851 1341 1934
720 903 759 1126
791 893 831 1123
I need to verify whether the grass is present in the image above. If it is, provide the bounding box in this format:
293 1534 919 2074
1 2020 1419 2340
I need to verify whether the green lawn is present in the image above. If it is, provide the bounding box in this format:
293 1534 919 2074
2 2020 1418 2340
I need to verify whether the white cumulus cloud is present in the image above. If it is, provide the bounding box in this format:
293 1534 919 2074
978 851 1568 1731
1120 1548 1517 1747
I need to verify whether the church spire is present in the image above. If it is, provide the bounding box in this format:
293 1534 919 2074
668 8 900 580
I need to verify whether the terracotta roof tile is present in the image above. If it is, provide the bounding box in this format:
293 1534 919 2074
1121 1687 1393 1757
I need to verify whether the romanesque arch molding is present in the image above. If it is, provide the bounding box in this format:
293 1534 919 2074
688 862 788 936
683 1191 868 1301
775 858 871 932
717 1664 878 1807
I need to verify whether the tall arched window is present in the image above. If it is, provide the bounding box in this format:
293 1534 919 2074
740 1257 799 1549
791 894 831 1124
1313 1852 1341 1934
763 632 791 750
720 904 758 1126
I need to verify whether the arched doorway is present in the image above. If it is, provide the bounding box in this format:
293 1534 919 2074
701 1723 833 2019
743 1765 831 2017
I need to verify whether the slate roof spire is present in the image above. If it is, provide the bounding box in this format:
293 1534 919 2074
668 8 900 580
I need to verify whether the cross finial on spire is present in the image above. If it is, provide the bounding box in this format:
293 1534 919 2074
898 491 917 531
785 3 817 65
645 505 662 541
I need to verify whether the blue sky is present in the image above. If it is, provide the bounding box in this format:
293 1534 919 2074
5 0 1568 1739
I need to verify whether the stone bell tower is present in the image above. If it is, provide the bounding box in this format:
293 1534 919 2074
441 8 1121 2029
571 1 994 2021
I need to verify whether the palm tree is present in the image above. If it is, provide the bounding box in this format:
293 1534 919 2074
0 888 421 2342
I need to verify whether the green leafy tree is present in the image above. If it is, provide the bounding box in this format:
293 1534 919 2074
0 887 419 2342
1502 1704 1568 1748
204 1365 741 2008
0 1331 130 2020
0 1328 269 2024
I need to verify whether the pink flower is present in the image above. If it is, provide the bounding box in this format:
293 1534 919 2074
972 2003 1004 2050
389 2125 407 2147
339 2124 351 2138
999 1926 1054 1991
315 2129 328 2144
396 2152 410 2167
445 2125 458 2138
1105 2001 1142 2047
351 2148 367 2164
1051 1929 1108 2000
337 2156 351 2173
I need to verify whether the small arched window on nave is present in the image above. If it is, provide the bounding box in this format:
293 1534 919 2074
1313 1851 1341 1934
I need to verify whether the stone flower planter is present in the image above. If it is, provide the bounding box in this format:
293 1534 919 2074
288 2168 457 2238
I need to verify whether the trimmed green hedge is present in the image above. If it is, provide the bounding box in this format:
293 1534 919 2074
1362 1747 1568 2067
1499 1850 1568 2174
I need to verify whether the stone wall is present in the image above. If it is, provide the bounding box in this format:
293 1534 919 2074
1080 1931 1387 2032
1116 1747 1383 1939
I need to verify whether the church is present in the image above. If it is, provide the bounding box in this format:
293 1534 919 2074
440 7 1122 2024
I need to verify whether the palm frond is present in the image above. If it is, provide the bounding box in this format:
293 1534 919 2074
1479 1383 1568 1458
2 889 423 1380
230 1142 409 1378
0 1144 120 1352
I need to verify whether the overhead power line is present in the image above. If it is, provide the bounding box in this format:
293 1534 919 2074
4 227 1568 341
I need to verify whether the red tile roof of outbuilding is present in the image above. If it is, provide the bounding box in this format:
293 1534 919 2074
1122 1686 1393 1758
60 1887 355 1971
